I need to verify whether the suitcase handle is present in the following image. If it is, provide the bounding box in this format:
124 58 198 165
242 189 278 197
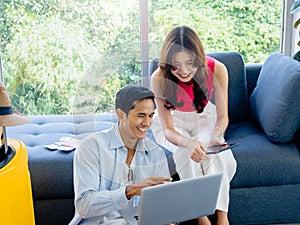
0 145 16 169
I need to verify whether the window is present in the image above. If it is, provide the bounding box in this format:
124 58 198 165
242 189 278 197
147 0 282 63
0 0 285 116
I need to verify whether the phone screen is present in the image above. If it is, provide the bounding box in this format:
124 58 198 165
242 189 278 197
206 143 239 154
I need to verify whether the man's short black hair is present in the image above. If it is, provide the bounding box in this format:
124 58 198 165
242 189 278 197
115 85 155 114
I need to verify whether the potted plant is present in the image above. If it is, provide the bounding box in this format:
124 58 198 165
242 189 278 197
291 0 300 61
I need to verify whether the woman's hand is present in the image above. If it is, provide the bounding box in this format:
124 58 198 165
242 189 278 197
209 127 226 146
186 140 209 163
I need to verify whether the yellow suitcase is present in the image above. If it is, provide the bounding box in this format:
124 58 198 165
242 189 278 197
0 137 35 225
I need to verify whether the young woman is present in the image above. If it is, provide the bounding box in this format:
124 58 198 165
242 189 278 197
151 26 237 225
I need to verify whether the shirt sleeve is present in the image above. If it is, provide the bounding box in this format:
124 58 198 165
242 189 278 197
73 134 131 219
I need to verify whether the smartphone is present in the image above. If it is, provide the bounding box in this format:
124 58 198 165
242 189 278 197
206 143 239 154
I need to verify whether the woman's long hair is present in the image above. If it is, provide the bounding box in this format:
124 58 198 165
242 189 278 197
158 26 208 113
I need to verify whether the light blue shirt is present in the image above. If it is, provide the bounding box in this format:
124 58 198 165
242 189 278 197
69 123 170 225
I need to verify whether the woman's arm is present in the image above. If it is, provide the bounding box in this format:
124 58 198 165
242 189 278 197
210 60 229 145
151 69 208 162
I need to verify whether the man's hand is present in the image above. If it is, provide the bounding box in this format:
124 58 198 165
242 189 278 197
125 176 172 199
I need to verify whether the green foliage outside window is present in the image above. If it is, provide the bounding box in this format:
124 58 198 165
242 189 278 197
149 0 281 62
0 0 282 115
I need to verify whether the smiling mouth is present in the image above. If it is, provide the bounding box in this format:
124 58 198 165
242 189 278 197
138 127 148 132
179 73 191 78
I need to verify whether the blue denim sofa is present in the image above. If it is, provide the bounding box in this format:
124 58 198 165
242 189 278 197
6 52 300 225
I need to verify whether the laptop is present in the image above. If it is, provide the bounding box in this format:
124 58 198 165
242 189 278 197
120 173 223 225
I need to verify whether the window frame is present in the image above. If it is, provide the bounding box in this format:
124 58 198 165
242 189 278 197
282 0 298 56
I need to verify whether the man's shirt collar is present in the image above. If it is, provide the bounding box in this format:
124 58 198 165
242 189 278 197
108 123 147 153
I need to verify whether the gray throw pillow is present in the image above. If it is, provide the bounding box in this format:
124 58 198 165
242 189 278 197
250 53 300 143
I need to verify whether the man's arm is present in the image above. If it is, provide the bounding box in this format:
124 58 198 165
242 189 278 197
73 133 130 219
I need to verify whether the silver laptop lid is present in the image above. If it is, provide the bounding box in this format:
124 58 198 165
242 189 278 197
138 173 223 225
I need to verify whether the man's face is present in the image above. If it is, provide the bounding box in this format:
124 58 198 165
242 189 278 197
122 98 155 140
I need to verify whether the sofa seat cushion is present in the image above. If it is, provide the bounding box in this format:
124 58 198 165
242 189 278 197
27 149 75 199
249 53 300 143
226 121 300 188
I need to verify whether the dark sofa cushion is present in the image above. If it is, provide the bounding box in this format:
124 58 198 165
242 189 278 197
225 121 300 188
249 53 300 143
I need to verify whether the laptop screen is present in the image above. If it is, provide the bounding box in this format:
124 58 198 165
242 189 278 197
137 173 223 225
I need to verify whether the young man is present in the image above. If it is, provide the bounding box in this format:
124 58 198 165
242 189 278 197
69 85 172 225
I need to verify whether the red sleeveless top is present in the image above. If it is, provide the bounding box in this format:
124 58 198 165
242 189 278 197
175 56 215 112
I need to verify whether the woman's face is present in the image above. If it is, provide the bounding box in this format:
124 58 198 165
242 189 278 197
170 51 198 82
